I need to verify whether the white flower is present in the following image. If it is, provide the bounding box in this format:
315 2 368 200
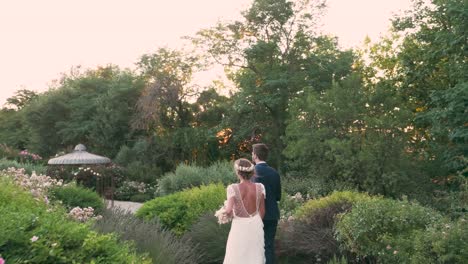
52 242 58 247
215 202 232 224
365 103 370 108
394 107 400 111
31 236 39 242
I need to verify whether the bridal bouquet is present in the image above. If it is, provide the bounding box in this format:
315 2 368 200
214 200 232 224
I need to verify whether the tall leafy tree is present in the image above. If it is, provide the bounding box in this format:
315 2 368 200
193 0 354 171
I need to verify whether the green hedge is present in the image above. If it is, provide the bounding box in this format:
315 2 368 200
0 176 150 264
155 161 235 196
49 183 105 213
136 183 225 235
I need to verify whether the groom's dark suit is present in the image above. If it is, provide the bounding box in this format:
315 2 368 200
253 162 281 264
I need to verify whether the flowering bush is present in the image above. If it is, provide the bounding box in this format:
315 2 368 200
115 180 155 202
19 149 42 162
68 206 102 222
279 191 309 222
0 173 151 263
2 167 63 201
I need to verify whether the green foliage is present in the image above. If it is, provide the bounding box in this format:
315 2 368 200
326 256 348 264
285 74 432 200
49 184 104 213
335 198 443 262
18 66 144 158
193 0 353 170
295 191 373 220
411 218 468 264
0 176 150 264
278 191 374 263
156 161 235 196
0 158 47 175
136 183 226 235
281 174 330 197
94 208 202 264
183 213 231 264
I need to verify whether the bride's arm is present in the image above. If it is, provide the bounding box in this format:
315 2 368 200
225 185 235 216
225 196 235 216
259 193 265 219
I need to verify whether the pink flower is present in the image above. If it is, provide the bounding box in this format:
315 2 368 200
30 236 39 242
0 257 5 264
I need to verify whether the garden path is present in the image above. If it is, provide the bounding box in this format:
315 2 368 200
106 200 143 213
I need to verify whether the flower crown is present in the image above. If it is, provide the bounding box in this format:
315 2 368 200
234 163 254 172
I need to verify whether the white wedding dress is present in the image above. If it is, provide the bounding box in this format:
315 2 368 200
223 183 266 264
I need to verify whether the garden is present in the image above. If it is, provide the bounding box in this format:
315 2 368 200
0 0 467 263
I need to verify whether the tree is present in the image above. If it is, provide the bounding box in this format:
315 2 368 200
4 89 38 110
192 0 354 171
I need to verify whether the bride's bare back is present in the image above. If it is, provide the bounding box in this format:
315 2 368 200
227 182 265 219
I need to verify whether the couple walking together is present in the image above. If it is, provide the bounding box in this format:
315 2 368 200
223 143 281 264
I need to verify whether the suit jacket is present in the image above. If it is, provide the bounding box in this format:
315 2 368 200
253 163 281 220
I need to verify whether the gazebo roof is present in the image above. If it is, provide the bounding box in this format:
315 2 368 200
48 144 111 165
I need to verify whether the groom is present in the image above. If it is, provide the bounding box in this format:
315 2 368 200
252 143 281 264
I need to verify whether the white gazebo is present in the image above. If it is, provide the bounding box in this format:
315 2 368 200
48 144 111 165
48 144 114 206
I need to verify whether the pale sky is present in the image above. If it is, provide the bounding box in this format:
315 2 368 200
0 0 412 105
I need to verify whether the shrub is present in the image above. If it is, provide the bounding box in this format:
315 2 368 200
94 208 202 264
0 158 47 175
277 191 373 264
295 190 373 220
136 183 226 235
155 161 235 196
282 174 330 197
183 213 232 264
49 183 105 213
411 218 468 263
115 180 155 202
130 193 153 203
335 198 443 263
0 176 151 264
0 144 19 160
279 191 307 221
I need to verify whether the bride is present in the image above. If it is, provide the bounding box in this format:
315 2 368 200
223 158 266 264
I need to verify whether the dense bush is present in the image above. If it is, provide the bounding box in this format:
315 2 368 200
277 191 373 263
49 183 105 213
94 208 202 264
136 183 226 235
279 191 307 221
115 140 163 184
0 158 47 175
155 161 235 196
411 218 468 263
0 176 150 264
114 180 155 202
281 173 331 197
335 198 443 263
295 191 373 220
184 213 231 264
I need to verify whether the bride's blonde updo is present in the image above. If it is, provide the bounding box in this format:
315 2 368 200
234 158 255 180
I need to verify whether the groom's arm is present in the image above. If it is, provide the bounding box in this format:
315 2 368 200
276 173 282 202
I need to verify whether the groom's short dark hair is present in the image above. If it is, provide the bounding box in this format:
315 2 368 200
252 143 269 161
